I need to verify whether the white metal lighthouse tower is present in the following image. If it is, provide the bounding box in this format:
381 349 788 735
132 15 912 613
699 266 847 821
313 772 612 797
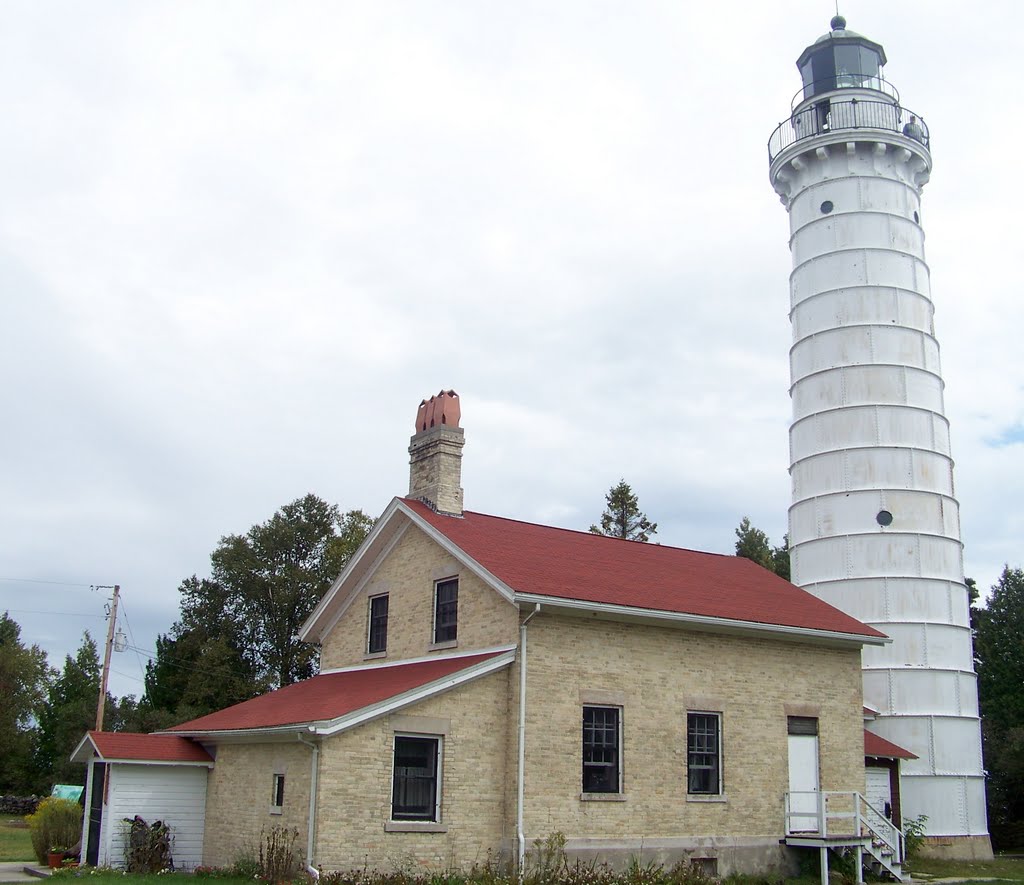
768 17 991 856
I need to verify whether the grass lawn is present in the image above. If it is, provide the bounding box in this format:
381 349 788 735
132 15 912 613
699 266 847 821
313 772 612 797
0 814 35 862
908 854 1024 881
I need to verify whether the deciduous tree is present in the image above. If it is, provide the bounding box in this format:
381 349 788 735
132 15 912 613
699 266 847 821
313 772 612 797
0 612 51 792
589 480 658 542
144 495 374 716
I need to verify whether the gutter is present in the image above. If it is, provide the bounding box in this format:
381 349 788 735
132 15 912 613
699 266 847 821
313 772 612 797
296 732 320 877
516 603 542 880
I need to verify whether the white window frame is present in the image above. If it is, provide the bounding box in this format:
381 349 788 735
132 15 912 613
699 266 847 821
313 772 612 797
686 711 723 797
390 733 443 824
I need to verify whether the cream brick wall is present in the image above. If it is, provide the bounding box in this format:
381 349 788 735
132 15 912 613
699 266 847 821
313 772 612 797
514 614 865 845
313 666 512 871
202 741 314 868
319 524 519 670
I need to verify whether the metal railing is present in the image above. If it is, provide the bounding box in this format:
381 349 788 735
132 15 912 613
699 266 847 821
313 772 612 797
768 97 929 162
792 77 900 110
784 790 905 866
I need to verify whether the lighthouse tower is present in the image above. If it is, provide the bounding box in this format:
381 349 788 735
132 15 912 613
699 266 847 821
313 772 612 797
768 18 991 855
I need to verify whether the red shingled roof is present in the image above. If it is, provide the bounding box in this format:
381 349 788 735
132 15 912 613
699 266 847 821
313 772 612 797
865 729 918 759
84 731 213 763
167 650 507 734
404 500 884 639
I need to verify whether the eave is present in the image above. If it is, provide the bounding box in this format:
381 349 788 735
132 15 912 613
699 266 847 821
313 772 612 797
514 593 888 648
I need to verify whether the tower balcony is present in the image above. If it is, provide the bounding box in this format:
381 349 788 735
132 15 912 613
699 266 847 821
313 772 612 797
768 95 929 164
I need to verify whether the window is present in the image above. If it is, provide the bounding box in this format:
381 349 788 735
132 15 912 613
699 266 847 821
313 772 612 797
687 712 721 795
271 774 285 812
368 593 389 654
582 706 621 793
433 578 458 644
788 716 819 736
392 735 441 821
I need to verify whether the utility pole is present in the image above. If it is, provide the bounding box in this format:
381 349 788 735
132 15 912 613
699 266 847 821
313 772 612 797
95 584 120 731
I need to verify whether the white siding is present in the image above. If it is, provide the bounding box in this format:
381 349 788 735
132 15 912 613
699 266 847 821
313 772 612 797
99 764 209 870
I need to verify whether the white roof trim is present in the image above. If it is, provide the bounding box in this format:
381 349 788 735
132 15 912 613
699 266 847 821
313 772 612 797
318 519 410 642
69 733 214 767
320 643 517 675
168 648 517 741
395 501 517 604
512 593 889 647
316 648 515 736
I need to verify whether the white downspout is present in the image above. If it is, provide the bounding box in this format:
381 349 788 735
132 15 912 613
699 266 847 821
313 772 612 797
516 603 542 880
297 732 320 879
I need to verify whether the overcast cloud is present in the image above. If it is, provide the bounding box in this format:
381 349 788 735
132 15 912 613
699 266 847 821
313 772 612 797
1 1 1020 700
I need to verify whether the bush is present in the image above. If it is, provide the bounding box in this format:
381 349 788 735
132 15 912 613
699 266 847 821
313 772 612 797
258 825 300 883
122 815 173 873
25 797 82 865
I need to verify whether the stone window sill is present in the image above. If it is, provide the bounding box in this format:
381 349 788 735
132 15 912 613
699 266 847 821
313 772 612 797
385 821 448 833
580 793 627 802
686 794 727 803
363 651 387 661
428 640 458 651
269 807 283 816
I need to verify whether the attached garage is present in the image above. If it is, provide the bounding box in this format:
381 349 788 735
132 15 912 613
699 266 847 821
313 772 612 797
72 731 214 870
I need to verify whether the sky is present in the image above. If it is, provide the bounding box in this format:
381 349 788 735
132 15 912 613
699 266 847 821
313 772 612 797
1 1 1020 702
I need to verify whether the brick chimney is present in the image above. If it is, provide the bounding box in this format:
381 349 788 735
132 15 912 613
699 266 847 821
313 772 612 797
408 390 464 516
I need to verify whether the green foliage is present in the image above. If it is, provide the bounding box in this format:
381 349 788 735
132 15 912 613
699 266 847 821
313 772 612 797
974 566 1024 848
0 613 51 793
122 815 173 873
34 634 101 790
590 481 657 543
258 824 300 883
25 797 82 865
902 814 928 861
144 495 374 721
733 517 790 581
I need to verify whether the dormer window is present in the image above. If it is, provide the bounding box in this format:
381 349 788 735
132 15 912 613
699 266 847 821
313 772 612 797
433 578 458 644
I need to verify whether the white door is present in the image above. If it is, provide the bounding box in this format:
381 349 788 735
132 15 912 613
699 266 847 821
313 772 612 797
787 733 820 832
865 765 893 830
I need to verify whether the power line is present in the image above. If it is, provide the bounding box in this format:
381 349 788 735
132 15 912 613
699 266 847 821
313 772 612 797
0 577 95 588
3 608 104 618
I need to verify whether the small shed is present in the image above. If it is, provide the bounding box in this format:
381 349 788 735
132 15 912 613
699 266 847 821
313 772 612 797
864 728 918 829
71 731 214 869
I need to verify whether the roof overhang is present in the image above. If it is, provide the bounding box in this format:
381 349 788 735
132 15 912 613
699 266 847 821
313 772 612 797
514 594 888 648
70 733 214 767
167 646 517 742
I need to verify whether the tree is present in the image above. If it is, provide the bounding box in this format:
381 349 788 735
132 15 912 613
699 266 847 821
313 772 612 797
34 633 102 789
734 516 790 581
147 495 374 705
0 612 51 793
974 565 1024 846
589 480 658 542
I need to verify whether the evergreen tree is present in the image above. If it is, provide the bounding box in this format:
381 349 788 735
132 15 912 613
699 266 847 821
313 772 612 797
734 516 790 580
34 633 102 789
974 565 1024 846
590 480 657 542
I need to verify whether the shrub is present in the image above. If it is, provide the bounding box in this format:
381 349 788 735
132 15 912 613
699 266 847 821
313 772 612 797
258 825 300 883
903 814 928 862
122 815 173 872
25 797 82 865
